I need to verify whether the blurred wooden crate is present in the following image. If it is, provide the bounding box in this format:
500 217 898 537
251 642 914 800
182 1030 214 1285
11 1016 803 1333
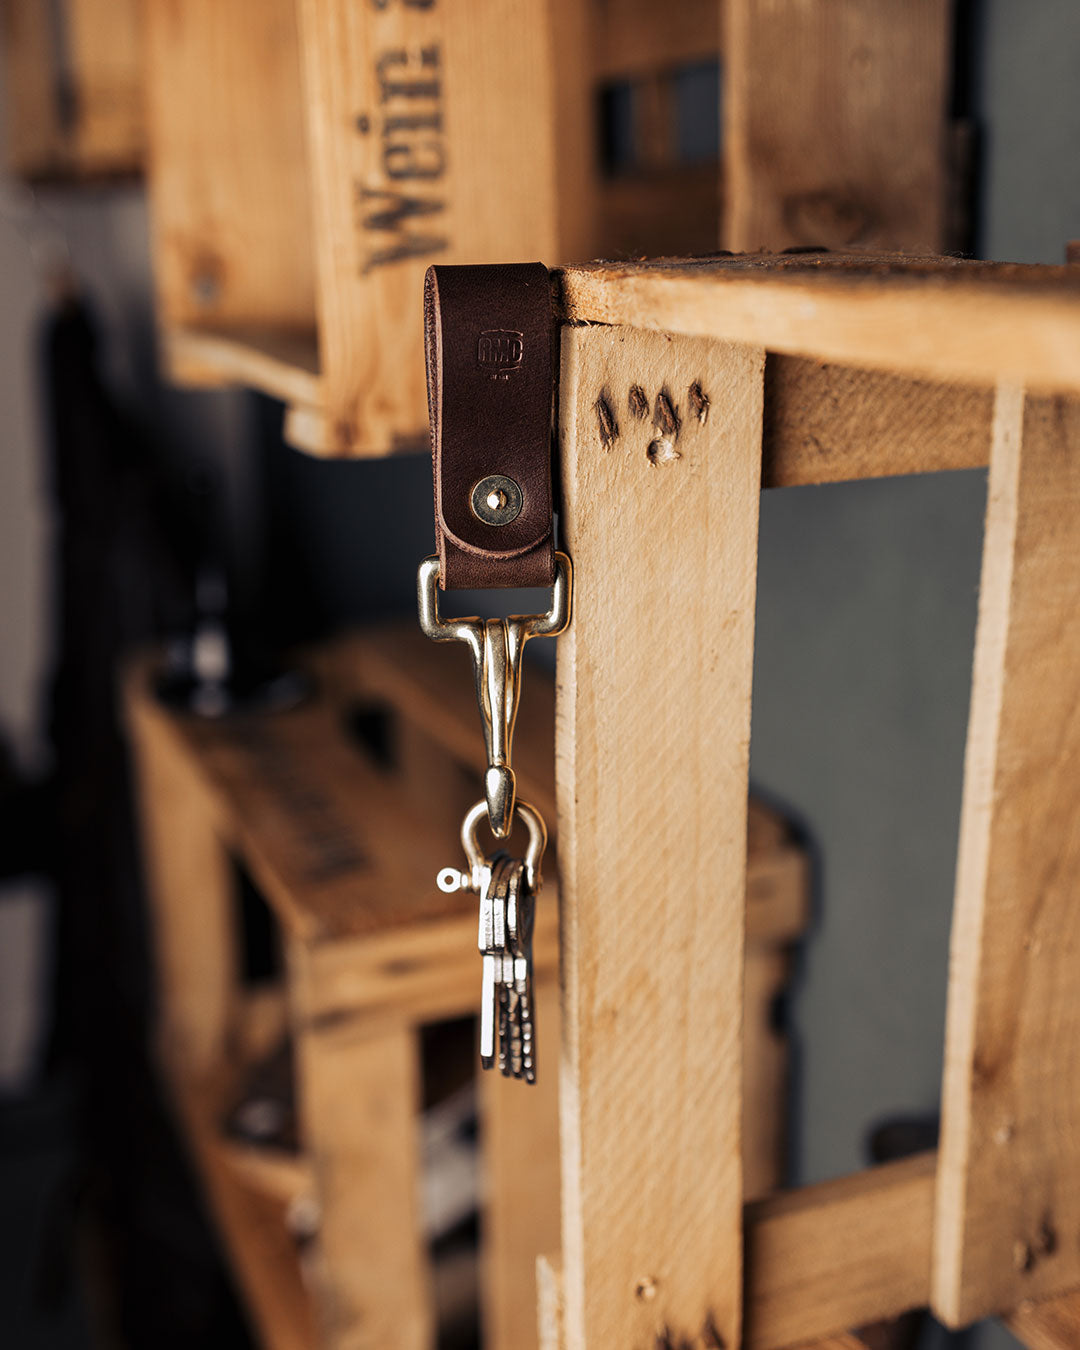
1 0 143 178
143 0 955 457
126 624 811 1349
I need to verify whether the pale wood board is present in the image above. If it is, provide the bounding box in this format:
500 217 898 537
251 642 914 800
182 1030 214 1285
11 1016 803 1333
143 0 315 329
164 325 323 409
556 326 764 1348
745 1153 936 1349
127 682 238 1077
724 0 950 252
933 390 1080 1324
556 256 1080 395
482 939 805 1350
296 0 592 456
288 991 432 1350
537 1254 565 1350
67 0 143 172
1004 1287 1080 1349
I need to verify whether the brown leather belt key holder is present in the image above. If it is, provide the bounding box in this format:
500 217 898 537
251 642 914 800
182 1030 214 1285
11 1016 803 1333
417 262 571 1082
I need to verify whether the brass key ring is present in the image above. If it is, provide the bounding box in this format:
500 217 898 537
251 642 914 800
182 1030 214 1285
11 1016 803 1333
437 798 548 895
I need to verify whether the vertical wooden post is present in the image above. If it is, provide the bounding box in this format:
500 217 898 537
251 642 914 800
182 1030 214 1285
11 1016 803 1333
555 326 765 1348
127 696 237 1078
934 389 1080 1324
724 0 951 252
290 940 433 1350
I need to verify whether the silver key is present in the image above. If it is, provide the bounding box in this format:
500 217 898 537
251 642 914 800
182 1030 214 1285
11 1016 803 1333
477 856 507 1070
505 859 537 1083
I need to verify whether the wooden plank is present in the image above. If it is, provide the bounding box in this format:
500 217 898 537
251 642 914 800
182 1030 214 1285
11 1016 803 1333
164 325 323 409
1 0 65 175
482 976 563 1350
556 326 764 1348
745 1153 936 1349
66 0 143 173
933 389 1080 1325
173 1075 318 1350
288 991 432 1350
537 1255 564 1350
592 0 719 80
126 678 238 1077
296 0 594 455
480 936 806 1350
143 0 315 330
743 946 794 1203
296 903 558 1030
724 0 950 252
1005 1287 1080 1349
597 163 722 261
148 693 466 944
556 256 1080 396
762 357 993 488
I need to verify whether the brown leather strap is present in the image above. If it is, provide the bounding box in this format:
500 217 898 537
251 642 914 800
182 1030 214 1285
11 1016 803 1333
425 263 555 590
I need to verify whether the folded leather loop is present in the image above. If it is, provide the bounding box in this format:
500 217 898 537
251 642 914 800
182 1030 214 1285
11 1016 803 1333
425 262 555 590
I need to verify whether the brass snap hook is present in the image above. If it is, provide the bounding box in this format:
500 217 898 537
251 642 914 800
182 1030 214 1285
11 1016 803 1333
417 552 572 838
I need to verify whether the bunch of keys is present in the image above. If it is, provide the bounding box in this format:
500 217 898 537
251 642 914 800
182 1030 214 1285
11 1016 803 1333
437 800 546 1082
419 552 571 1082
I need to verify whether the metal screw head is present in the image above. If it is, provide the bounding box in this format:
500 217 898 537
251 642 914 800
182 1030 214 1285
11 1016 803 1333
470 474 522 526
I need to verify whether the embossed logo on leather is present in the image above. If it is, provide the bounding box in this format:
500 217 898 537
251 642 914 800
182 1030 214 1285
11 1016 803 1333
477 330 524 375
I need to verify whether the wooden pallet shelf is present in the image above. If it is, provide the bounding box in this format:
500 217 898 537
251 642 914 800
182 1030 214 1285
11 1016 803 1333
142 0 956 457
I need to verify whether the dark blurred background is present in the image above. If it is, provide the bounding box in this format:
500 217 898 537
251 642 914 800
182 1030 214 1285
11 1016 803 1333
0 2 1077 1348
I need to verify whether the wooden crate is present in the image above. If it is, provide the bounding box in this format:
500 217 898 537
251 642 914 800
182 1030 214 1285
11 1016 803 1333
540 252 1080 1350
127 624 811 1350
1 0 143 178
143 0 956 456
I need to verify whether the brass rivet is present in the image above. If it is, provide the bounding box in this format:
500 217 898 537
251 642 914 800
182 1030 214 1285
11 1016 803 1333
471 474 522 526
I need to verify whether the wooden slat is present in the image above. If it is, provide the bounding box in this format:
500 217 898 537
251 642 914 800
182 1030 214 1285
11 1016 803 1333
745 1153 936 1349
556 256 1080 397
164 325 322 409
131 686 467 945
933 390 1080 1325
2 0 66 175
173 1076 317 1350
127 679 237 1077
1005 1287 1080 1349
296 0 595 456
762 357 993 487
481 936 806 1350
556 326 764 1348
724 0 950 252
597 163 722 260
592 0 719 80
66 0 143 173
143 0 315 330
288 1001 432 1350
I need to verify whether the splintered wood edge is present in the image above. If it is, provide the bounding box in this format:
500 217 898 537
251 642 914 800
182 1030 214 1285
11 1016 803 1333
554 257 1080 395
